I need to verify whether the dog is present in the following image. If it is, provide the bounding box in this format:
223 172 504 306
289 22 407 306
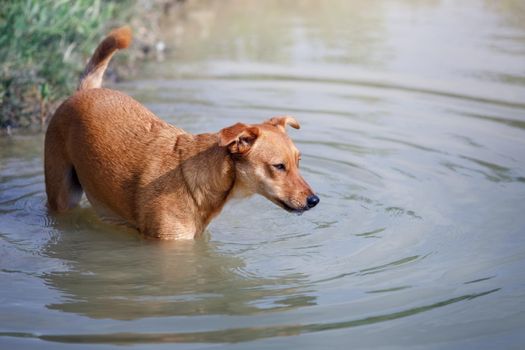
44 26 319 239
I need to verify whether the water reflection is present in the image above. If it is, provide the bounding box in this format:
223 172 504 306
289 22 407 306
38 289 499 345
42 225 316 320
155 0 394 67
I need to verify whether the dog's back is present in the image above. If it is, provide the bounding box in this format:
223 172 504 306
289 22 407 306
45 26 183 223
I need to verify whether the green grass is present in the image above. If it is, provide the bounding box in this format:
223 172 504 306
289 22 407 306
0 0 130 130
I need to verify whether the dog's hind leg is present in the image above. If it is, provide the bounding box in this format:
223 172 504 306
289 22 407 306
45 143 83 212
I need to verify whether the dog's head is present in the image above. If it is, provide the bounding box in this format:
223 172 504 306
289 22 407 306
219 116 319 213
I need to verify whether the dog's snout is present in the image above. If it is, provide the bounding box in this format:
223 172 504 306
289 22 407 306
306 194 320 209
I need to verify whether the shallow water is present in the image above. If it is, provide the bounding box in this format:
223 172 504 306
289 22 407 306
2 0 525 349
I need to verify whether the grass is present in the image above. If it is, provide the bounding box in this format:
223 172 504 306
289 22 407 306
0 0 129 131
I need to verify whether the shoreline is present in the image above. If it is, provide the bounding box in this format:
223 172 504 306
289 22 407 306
0 0 187 135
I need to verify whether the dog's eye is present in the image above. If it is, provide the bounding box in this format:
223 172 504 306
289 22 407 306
273 163 286 171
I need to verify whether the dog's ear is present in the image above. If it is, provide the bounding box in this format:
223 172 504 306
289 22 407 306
218 123 260 154
265 115 300 132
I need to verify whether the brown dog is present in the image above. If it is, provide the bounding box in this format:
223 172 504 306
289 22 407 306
44 26 319 239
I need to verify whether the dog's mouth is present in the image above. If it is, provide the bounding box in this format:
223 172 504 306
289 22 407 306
276 199 307 215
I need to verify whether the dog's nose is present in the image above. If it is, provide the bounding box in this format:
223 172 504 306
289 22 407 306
306 194 320 208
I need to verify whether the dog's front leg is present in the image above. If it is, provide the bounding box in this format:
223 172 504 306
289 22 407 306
139 210 198 240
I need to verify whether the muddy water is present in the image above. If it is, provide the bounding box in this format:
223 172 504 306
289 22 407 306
2 0 525 348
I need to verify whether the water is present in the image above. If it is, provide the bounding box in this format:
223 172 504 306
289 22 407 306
1 0 525 348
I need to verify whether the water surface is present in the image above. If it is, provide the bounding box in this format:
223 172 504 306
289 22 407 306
1 0 525 348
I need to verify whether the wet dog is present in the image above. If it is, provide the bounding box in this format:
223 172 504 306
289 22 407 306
44 26 319 239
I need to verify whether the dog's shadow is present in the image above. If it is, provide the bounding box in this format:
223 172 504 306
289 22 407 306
41 208 316 320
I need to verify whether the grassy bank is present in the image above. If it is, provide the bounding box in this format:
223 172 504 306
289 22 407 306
0 0 178 133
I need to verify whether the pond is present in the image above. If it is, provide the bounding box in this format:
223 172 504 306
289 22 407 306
1 0 525 348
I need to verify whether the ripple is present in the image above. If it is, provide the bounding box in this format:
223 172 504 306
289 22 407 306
203 63 525 108
355 227 385 238
464 276 496 285
366 285 412 294
0 288 500 345
454 110 525 130
441 159 523 183
358 255 424 276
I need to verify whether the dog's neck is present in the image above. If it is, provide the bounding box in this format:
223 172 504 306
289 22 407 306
178 133 236 230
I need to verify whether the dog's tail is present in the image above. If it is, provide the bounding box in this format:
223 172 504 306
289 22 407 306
78 26 132 91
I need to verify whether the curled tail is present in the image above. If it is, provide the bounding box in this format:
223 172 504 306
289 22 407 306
78 26 132 91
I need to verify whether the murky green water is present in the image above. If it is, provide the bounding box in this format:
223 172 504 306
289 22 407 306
2 0 525 348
